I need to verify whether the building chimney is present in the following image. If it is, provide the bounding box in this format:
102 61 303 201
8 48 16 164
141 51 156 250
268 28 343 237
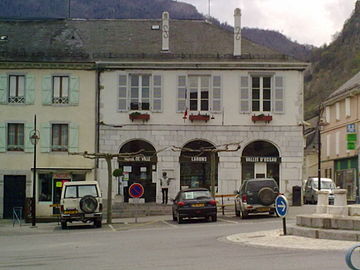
233 8 241 56
162 11 169 51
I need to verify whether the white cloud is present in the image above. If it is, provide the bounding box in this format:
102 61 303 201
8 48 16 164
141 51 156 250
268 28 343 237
179 0 356 46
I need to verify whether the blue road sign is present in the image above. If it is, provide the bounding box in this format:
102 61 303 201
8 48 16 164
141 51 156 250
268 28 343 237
275 195 288 217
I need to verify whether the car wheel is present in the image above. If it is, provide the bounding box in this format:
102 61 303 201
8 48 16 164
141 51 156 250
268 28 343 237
235 204 240 217
94 219 102 228
211 215 217 222
177 213 183 224
172 211 177 221
240 210 248 219
258 187 277 206
80 195 98 213
61 221 67 229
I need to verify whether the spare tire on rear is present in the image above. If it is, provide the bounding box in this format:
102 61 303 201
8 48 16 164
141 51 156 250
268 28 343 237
258 187 276 205
80 195 98 213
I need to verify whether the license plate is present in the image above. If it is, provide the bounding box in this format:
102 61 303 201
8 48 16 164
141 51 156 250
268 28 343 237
192 203 204 207
64 210 78 214
257 207 270 212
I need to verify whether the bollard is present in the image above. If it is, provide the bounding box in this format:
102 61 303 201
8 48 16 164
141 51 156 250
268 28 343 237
328 189 348 216
316 190 329 214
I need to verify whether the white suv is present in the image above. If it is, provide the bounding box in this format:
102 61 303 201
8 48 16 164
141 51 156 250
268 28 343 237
60 181 103 229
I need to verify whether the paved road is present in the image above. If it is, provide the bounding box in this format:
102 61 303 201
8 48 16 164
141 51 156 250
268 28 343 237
0 206 353 270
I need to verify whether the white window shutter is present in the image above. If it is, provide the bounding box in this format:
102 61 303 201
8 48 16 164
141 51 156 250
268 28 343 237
177 75 187 112
118 74 128 111
152 75 162 112
40 123 51 152
24 122 34 152
25 75 35 105
69 76 80 105
239 76 250 113
273 76 284 113
0 123 5 152
0 74 7 104
69 123 79 153
42 76 52 105
212 75 222 113
345 97 351 117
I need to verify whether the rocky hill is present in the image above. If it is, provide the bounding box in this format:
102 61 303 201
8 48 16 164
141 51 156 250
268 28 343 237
304 1 360 119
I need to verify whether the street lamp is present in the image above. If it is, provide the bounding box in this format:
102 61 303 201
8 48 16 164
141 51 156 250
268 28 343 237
30 115 40 227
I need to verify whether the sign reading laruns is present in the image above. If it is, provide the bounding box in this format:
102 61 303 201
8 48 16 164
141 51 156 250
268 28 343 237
179 156 208 163
242 156 281 163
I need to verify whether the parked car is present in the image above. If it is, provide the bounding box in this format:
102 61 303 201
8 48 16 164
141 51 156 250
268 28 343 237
234 178 279 219
303 177 336 204
172 188 217 224
60 181 103 229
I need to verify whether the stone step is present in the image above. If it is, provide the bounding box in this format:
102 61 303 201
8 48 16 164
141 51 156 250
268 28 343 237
288 225 360 241
296 214 360 231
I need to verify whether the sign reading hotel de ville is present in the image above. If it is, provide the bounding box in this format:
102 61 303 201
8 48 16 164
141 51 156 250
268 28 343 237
241 157 282 163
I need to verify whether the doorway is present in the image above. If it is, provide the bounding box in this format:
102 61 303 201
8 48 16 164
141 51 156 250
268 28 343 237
3 175 26 219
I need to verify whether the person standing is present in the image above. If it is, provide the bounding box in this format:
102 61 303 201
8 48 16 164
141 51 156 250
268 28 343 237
160 172 172 204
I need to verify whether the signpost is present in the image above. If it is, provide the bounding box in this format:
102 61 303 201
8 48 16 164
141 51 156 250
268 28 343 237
275 195 289 235
129 183 144 223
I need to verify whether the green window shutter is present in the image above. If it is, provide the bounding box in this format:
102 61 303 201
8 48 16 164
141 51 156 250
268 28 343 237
25 75 35 105
177 75 187 112
211 75 222 113
0 74 8 104
240 76 250 113
69 76 79 105
42 76 52 105
152 75 162 112
273 76 284 113
0 123 5 152
24 122 34 152
69 123 79 153
118 74 128 111
40 123 51 152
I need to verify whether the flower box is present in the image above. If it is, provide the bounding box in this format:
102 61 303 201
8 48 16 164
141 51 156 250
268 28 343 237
189 114 210 122
251 114 272 123
129 112 150 122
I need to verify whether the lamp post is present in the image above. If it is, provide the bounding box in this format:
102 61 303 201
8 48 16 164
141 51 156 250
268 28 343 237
30 115 40 227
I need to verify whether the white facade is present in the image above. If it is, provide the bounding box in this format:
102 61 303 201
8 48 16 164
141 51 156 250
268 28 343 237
98 66 306 203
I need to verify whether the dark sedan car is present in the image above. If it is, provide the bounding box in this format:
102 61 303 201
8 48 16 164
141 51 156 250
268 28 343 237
172 188 217 224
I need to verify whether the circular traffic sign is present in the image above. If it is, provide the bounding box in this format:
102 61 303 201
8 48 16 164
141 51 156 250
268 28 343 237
275 195 288 217
129 183 144 198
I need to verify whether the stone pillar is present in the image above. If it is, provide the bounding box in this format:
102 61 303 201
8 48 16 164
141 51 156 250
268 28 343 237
316 190 329 214
327 189 348 216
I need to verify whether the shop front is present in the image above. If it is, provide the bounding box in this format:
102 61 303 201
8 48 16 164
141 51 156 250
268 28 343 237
241 140 281 185
118 140 157 202
37 169 90 216
179 140 218 191
334 157 358 201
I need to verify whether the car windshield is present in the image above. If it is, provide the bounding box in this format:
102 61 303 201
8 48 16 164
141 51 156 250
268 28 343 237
246 180 277 192
313 181 335 189
181 190 211 200
64 185 98 198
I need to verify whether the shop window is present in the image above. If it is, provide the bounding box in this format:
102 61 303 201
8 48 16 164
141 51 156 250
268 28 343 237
38 173 52 201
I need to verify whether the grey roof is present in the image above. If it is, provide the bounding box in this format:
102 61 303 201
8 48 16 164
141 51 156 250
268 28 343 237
0 18 299 63
326 71 360 101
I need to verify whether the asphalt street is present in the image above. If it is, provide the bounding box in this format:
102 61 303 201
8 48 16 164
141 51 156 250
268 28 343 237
0 206 355 270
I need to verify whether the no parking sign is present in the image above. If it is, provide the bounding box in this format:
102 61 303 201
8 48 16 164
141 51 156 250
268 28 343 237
129 183 144 198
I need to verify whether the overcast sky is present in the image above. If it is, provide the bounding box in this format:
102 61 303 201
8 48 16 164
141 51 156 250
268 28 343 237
179 0 356 46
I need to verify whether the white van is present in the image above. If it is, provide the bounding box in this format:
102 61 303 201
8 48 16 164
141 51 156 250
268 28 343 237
60 181 103 229
303 177 336 204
